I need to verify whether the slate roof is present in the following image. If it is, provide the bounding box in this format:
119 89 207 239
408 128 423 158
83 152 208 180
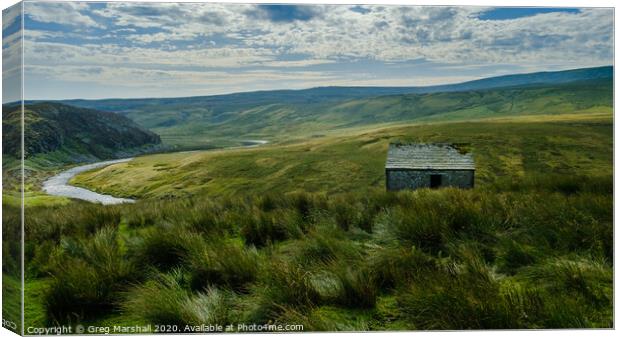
385 143 475 170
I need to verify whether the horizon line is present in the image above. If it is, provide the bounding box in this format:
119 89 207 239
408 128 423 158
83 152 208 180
6 64 612 104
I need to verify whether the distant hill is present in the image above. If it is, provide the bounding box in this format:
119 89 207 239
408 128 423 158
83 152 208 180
68 78 613 149
2 102 161 162
59 65 611 110
19 66 613 148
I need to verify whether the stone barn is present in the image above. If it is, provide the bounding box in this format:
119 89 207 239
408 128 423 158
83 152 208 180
385 143 475 191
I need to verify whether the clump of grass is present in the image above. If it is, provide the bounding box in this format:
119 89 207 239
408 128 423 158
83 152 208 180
184 287 236 325
520 256 612 309
330 196 376 232
174 199 232 235
246 259 321 322
123 270 189 326
25 202 122 244
123 270 236 326
289 192 313 219
264 260 321 308
329 265 377 309
292 228 362 266
186 240 260 292
45 227 136 323
256 194 278 212
388 205 449 254
368 246 437 290
496 239 538 274
131 225 198 271
498 174 613 195
276 305 371 331
397 263 513 329
240 208 297 247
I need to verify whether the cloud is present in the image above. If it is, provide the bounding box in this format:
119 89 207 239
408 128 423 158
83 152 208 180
17 3 614 100
24 2 104 29
260 59 336 68
22 40 277 68
27 3 611 66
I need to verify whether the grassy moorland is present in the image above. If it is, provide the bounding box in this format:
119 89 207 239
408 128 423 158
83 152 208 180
12 109 613 330
138 79 614 148
72 111 612 199
60 67 611 149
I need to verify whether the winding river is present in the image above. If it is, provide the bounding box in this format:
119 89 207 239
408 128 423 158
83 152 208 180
42 158 136 205
42 140 269 205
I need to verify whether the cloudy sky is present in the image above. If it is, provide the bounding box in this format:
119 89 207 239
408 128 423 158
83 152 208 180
1 1 614 102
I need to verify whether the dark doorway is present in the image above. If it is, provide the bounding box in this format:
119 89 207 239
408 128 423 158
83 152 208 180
430 174 442 188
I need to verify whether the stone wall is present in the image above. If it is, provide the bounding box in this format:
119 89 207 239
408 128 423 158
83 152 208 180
386 169 474 191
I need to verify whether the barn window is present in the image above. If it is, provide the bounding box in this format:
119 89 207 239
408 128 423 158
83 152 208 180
430 174 442 188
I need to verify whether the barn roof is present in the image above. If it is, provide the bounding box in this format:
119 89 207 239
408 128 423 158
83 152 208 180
385 143 475 170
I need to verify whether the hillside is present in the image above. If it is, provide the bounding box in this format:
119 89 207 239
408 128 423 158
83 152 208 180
136 78 613 148
2 102 162 163
58 112 612 330
54 66 612 148
71 111 612 199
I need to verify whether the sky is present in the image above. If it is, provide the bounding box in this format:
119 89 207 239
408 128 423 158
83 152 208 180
1 2 614 102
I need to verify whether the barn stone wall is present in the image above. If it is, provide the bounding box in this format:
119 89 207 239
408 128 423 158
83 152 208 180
386 169 474 191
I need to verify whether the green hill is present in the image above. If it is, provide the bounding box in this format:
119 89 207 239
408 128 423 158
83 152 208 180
51 67 611 149
71 111 612 199
2 102 162 163
144 78 613 148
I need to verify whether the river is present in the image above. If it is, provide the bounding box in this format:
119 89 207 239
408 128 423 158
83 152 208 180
42 140 269 205
42 158 136 205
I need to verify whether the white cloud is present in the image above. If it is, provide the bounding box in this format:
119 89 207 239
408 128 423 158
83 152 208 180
17 3 614 99
24 4 613 66
260 59 336 67
23 40 277 68
24 2 104 29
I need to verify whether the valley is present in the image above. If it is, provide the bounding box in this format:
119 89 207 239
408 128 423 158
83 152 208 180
2 66 614 331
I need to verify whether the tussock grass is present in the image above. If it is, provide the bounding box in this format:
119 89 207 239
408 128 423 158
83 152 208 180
123 270 237 326
130 225 198 271
45 227 137 323
291 228 362 266
520 256 612 309
327 264 377 309
24 184 612 329
186 239 260 292
368 246 437 290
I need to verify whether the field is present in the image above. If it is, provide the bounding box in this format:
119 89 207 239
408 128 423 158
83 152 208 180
12 109 613 330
